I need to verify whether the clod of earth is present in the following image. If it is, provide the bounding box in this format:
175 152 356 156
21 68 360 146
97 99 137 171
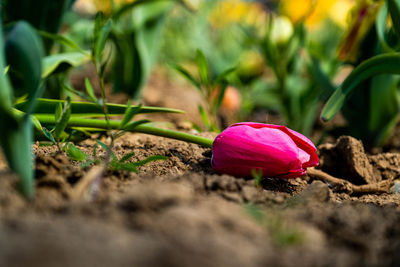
308 135 399 195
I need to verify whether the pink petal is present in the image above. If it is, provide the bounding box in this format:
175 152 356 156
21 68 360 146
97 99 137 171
230 122 319 168
212 124 304 178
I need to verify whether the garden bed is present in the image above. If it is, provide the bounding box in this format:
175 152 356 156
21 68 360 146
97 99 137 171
1 119 400 267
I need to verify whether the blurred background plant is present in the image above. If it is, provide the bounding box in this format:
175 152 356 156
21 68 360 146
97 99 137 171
173 49 237 132
321 0 400 148
5 0 400 199
0 9 46 199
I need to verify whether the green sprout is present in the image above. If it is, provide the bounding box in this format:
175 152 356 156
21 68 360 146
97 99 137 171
244 203 304 247
251 169 263 187
173 49 236 132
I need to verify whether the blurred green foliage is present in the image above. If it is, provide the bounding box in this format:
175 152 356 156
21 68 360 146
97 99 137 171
322 0 400 147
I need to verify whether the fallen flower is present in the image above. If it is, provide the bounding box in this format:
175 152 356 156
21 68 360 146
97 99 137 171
211 122 319 178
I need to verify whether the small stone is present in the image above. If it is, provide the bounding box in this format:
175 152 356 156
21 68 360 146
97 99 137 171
286 181 330 207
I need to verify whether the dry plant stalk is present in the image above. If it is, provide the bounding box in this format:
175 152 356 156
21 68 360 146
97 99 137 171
307 168 393 195
70 165 105 201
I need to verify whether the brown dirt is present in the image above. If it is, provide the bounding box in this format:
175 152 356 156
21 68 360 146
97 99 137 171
2 69 400 267
1 131 400 267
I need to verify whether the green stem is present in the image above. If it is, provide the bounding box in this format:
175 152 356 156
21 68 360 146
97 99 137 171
35 115 214 148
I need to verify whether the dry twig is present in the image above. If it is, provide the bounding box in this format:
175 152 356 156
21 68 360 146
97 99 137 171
70 165 105 201
307 168 393 195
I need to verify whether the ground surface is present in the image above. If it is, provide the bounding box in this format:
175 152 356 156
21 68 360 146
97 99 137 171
2 70 400 267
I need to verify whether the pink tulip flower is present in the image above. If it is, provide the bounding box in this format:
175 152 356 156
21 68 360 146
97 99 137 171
211 122 319 178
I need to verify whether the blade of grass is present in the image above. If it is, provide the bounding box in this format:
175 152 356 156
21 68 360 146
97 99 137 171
15 98 184 115
196 49 209 86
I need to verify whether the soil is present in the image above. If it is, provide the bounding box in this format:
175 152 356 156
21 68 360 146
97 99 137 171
2 70 400 267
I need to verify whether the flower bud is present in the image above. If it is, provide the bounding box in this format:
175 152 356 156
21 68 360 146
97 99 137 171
269 16 293 45
211 122 319 178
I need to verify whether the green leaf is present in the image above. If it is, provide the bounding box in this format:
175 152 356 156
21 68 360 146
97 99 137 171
42 127 57 144
65 144 87 161
130 155 167 167
369 74 400 145
0 118 35 199
93 144 98 157
321 53 400 121
119 102 141 129
214 82 227 112
42 52 91 78
389 0 400 37
3 0 72 38
172 64 201 91
93 14 112 69
15 98 184 116
111 2 172 98
111 162 138 172
119 152 136 163
4 21 44 104
0 19 13 110
85 78 97 103
196 49 209 86
112 0 174 19
251 169 263 187
96 139 110 151
62 83 92 102
124 119 151 131
307 57 336 98
39 31 86 53
54 97 71 139
198 105 211 130
215 67 236 84
55 102 62 121
376 2 393 51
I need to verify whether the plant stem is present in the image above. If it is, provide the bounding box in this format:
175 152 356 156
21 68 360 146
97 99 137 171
35 115 214 148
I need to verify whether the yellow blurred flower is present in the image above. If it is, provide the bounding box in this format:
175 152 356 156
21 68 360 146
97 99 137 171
280 0 354 28
337 0 383 62
329 0 355 27
73 0 136 15
210 0 267 29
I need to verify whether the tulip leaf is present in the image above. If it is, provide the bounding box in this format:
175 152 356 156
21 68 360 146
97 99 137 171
39 31 86 53
369 74 400 145
375 2 394 51
388 0 400 37
111 2 172 98
42 52 91 78
321 53 400 121
15 98 184 116
4 21 44 102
